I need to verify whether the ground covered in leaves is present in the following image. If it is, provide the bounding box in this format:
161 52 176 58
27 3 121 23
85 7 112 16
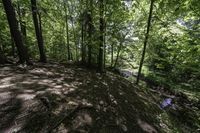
0 62 199 133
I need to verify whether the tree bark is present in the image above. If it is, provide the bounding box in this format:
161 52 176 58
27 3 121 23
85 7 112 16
17 2 26 42
87 0 93 67
71 19 78 61
0 39 6 64
136 0 154 84
64 1 71 61
70 0 78 61
21 8 27 40
31 0 46 62
81 0 86 64
2 0 29 64
103 20 106 69
111 43 114 67
81 23 86 63
98 0 104 72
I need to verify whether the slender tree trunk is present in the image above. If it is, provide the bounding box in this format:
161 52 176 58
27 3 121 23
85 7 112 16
70 0 78 61
136 0 154 84
17 2 26 39
103 1 107 69
87 0 93 67
31 0 46 62
88 44 92 66
17 2 27 44
64 1 71 61
81 23 86 63
103 20 106 69
70 52 73 61
80 0 83 63
111 43 113 67
113 42 122 68
71 19 78 61
88 26 92 66
98 0 104 72
38 12 42 38
81 0 86 64
2 0 29 64
21 8 27 40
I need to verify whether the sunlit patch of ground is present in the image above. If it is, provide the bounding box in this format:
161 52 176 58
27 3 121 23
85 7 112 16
0 63 199 133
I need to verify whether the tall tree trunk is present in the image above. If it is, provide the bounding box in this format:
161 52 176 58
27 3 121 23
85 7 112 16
70 0 78 61
64 1 71 61
81 0 86 64
98 0 104 72
2 0 29 64
81 23 86 63
17 2 26 42
21 8 27 41
71 19 78 61
136 0 154 84
87 0 93 67
103 20 106 69
31 0 46 62
103 1 107 69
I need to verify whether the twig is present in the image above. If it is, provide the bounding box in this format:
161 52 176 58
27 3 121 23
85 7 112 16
149 89 175 98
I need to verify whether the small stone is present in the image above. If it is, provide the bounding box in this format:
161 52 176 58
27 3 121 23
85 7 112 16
121 124 128 132
100 100 104 105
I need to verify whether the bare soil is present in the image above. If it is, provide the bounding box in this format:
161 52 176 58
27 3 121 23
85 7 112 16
0 62 199 133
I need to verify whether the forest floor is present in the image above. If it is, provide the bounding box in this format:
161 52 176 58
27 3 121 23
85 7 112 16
0 62 199 133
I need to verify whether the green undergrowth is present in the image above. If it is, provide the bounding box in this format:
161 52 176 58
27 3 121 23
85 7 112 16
116 70 200 132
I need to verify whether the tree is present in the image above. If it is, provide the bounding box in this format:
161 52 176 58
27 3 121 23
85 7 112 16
0 39 6 64
136 0 155 84
98 0 104 72
111 43 114 67
87 0 94 67
80 0 86 64
2 0 29 64
64 0 71 61
69 0 78 61
113 31 129 68
17 1 27 43
113 41 122 68
31 0 46 62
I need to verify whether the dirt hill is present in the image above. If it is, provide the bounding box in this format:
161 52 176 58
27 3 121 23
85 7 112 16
0 62 199 133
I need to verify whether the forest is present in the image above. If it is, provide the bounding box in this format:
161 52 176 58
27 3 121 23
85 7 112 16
0 0 199 132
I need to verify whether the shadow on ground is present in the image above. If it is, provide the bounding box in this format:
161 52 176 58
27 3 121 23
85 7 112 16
0 63 199 133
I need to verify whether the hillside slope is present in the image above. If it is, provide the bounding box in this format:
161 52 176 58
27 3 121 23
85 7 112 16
0 62 199 133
